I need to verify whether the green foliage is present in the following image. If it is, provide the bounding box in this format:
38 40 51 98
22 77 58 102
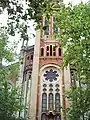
0 0 62 42
56 1 90 68
66 86 90 120
0 81 24 120
0 27 24 120
55 1 90 119
0 28 14 64
6 62 20 82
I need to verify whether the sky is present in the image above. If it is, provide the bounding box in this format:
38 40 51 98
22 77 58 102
64 0 88 5
0 0 88 26
0 0 89 54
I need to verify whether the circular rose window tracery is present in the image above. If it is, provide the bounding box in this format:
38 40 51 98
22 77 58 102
43 69 59 82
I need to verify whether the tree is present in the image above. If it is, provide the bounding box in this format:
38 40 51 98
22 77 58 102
0 81 24 120
55 1 90 120
0 0 62 44
0 28 25 120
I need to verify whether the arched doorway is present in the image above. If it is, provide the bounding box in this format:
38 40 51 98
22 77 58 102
48 112 54 120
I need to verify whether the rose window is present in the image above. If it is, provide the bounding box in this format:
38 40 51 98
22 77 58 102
44 69 59 82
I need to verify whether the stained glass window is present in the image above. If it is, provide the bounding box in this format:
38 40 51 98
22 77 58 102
42 93 47 112
44 69 59 82
55 93 60 112
48 93 54 110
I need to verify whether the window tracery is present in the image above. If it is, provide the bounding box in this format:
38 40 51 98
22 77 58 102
55 88 59 92
42 68 61 118
43 88 47 92
44 69 59 82
43 84 47 87
55 84 59 88
49 84 53 87
49 88 53 92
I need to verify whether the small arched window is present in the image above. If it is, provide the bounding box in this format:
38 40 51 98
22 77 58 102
50 45 52 56
53 46 56 56
41 114 47 120
58 48 61 56
47 46 49 51
41 48 44 56
44 17 49 35
27 56 30 60
42 93 47 112
46 46 49 56
53 17 58 34
48 93 54 110
55 93 60 112
31 54 33 60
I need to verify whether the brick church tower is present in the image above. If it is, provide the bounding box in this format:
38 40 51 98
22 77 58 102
19 3 71 119
27 15 71 120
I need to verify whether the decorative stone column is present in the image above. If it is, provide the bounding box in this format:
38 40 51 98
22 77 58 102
29 30 40 120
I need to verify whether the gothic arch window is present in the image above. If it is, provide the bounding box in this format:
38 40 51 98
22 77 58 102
58 48 61 56
55 93 60 112
41 114 47 120
41 48 44 56
46 45 56 56
48 93 54 110
42 93 47 112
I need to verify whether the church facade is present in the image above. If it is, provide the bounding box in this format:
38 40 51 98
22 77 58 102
20 16 71 120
